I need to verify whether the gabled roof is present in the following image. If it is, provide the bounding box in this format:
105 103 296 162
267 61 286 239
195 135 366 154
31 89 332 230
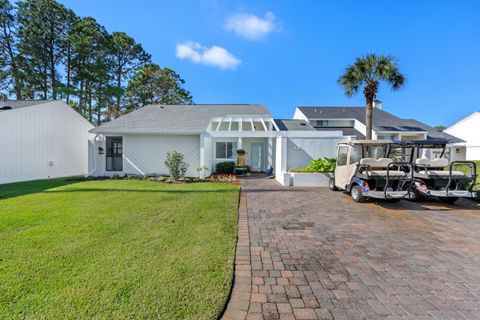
0 99 50 111
297 106 426 132
402 119 463 143
445 111 480 132
274 119 315 131
91 104 271 134
297 106 462 143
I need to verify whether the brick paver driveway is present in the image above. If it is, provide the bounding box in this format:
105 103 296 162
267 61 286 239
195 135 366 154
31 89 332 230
222 176 480 320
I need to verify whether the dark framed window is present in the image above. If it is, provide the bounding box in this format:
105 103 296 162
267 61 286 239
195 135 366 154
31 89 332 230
215 142 237 159
106 136 123 171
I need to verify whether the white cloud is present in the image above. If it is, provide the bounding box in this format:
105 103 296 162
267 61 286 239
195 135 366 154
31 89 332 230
176 41 241 70
225 11 278 41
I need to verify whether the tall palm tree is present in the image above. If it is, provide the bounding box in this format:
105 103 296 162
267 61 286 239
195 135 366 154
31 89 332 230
338 54 405 140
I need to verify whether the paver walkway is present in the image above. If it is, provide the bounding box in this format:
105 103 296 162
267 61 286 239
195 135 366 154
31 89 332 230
222 176 480 320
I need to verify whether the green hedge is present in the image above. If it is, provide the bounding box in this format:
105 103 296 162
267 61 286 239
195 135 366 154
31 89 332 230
215 161 235 174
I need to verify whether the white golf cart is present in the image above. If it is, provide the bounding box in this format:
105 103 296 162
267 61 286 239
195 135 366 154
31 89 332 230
329 140 416 202
387 140 477 203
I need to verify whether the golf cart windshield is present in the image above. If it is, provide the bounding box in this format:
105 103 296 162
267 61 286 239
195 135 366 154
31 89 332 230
350 145 387 164
387 140 448 162
417 147 448 160
368 146 387 159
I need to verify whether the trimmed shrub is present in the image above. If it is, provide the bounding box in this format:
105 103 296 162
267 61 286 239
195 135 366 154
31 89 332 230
216 161 235 174
164 150 189 180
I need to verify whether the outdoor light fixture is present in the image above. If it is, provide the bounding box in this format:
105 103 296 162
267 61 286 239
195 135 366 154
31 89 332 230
99 147 104 155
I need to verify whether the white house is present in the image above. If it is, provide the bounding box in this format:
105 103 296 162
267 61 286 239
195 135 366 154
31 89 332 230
444 111 480 160
0 100 94 184
293 102 464 160
88 104 347 185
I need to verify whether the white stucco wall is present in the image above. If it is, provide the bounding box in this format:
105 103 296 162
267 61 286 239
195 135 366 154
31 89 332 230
466 147 480 161
0 101 94 184
203 136 213 175
90 134 201 177
123 134 200 177
286 137 341 170
445 112 480 160
450 146 467 162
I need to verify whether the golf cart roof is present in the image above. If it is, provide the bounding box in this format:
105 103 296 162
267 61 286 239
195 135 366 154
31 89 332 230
338 139 393 146
390 139 448 148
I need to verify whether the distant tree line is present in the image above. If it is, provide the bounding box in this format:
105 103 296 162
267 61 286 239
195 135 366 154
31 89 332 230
0 0 192 124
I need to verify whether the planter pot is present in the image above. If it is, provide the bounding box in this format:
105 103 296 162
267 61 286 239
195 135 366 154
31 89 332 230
237 155 246 167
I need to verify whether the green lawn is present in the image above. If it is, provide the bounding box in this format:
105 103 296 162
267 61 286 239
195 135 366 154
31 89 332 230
452 160 480 199
0 178 239 319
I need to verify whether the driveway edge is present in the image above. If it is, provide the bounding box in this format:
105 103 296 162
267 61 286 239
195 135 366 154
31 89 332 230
221 188 251 320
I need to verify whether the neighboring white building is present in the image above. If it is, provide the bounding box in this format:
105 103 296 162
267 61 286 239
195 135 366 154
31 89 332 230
0 100 94 184
293 103 465 160
444 111 480 161
88 104 347 185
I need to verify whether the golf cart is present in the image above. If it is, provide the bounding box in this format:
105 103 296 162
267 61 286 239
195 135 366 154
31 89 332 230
387 140 477 203
329 140 416 202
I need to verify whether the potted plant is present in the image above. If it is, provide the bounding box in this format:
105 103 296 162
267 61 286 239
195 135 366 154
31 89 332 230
236 149 247 167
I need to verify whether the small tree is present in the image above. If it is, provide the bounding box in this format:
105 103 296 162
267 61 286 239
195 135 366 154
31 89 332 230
164 150 188 180
338 54 405 140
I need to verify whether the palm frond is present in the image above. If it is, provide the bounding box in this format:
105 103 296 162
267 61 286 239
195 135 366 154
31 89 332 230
337 64 361 97
338 53 406 97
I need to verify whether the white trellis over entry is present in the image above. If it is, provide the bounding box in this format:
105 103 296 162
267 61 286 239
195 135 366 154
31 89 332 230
200 116 279 172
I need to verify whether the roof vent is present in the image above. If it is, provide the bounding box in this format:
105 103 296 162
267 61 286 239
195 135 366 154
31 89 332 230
0 106 12 110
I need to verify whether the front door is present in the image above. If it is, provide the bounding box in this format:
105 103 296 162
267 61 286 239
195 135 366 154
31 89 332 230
106 136 123 171
250 143 265 172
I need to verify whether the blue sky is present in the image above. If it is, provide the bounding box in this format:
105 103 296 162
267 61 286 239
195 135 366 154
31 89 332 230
59 0 479 126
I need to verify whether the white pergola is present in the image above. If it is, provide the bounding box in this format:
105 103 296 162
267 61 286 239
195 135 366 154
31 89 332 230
207 116 279 132
200 116 280 171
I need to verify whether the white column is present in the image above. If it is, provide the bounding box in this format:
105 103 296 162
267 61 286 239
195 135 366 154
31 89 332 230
275 136 288 185
268 138 273 169
89 134 99 176
200 133 205 169
237 137 243 149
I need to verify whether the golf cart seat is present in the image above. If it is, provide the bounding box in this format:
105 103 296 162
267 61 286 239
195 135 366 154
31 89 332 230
359 158 406 177
415 158 465 177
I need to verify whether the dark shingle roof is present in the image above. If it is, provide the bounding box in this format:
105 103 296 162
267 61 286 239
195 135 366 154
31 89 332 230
297 106 462 143
402 119 463 143
0 100 50 111
297 106 424 131
274 119 315 131
314 127 366 139
91 104 271 134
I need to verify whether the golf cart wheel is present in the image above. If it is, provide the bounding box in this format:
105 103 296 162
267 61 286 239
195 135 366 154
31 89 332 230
439 197 459 204
329 177 338 191
351 185 365 203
